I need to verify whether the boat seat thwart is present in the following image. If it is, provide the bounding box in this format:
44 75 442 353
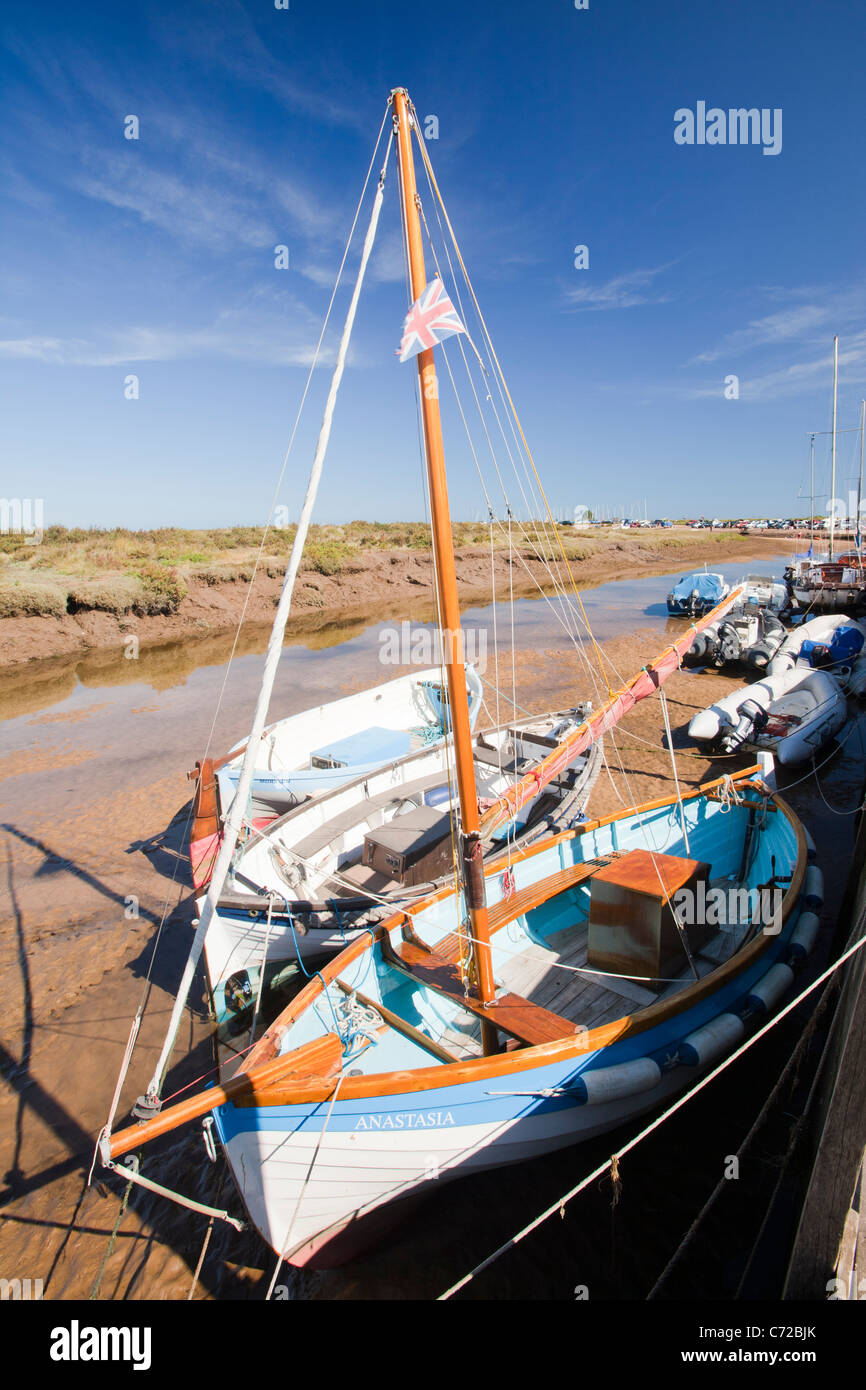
381 852 624 1048
382 934 580 1047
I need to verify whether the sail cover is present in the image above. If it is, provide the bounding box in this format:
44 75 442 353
477 584 744 837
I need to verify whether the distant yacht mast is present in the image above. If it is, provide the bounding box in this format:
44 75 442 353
830 335 838 562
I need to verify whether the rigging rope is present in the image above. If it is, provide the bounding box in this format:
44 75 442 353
93 108 394 1161
409 106 615 697
145 131 394 1105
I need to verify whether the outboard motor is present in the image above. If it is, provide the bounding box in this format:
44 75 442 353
746 613 786 670
719 698 769 753
683 625 720 667
717 622 742 667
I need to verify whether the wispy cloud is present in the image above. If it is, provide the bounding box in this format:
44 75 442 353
689 280 866 366
680 333 866 402
562 263 675 311
690 304 832 364
74 157 275 252
0 299 336 368
2 31 351 259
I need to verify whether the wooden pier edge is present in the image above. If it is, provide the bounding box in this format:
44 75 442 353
782 783 866 1300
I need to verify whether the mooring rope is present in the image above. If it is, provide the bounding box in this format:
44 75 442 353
264 1071 347 1300
439 926 866 1299
645 980 831 1299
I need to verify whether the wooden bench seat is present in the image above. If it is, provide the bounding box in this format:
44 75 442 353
382 936 579 1047
380 853 625 1048
486 852 622 934
290 771 453 863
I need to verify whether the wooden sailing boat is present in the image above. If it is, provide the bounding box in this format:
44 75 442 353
187 664 485 889
102 89 820 1271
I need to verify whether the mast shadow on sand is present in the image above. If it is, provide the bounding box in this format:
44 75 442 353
0 824 257 1297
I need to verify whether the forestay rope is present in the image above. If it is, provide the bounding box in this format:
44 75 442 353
143 131 394 1107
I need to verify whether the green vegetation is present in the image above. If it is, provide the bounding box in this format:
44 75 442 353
0 579 67 618
0 521 749 620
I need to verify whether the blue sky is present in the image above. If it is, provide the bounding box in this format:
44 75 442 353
2 0 865 528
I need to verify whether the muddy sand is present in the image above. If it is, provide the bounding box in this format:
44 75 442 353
7 610 843 1303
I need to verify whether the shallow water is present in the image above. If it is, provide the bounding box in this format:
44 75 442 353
0 554 791 727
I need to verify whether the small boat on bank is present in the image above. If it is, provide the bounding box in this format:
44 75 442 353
788 340 866 613
739 573 790 616
688 666 847 765
187 666 484 889
667 571 730 617
790 554 866 614
683 607 786 672
204 701 602 991
768 613 866 692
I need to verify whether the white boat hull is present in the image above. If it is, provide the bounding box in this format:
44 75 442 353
204 713 601 990
688 667 847 764
219 1062 712 1267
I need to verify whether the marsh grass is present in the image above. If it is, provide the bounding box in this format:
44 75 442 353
0 522 747 618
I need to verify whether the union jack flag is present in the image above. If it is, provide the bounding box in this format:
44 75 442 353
397 277 466 362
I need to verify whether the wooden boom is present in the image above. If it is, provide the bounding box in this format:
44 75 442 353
105 1034 342 1160
478 584 745 838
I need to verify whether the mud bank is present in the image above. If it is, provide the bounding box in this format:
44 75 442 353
3 616 841 1302
0 533 774 671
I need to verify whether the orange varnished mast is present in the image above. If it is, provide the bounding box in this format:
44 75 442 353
391 89 497 1052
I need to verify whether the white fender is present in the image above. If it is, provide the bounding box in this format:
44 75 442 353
789 910 820 962
746 962 795 1012
757 750 776 788
804 865 824 910
678 1012 746 1067
574 1057 662 1105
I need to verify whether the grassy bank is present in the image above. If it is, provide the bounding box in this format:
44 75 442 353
0 522 749 620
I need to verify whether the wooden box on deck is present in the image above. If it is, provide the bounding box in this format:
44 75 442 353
587 849 712 988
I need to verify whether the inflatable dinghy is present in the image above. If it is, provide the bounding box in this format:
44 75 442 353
768 613 866 693
688 666 847 765
739 574 790 616
684 607 786 671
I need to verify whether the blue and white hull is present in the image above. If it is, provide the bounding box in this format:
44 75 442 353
211 776 813 1267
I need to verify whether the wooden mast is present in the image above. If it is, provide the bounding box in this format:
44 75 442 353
809 432 815 557
391 88 497 1053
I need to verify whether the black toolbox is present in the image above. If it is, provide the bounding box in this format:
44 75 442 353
362 806 455 886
